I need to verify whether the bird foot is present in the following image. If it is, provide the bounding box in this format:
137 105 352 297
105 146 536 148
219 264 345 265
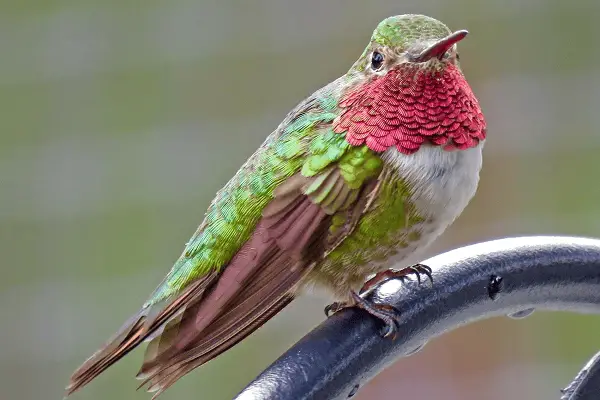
359 263 433 295
323 264 433 339
324 264 433 339
349 290 401 338
324 291 401 339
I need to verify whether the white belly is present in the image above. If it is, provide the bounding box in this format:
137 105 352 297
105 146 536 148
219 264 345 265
380 143 484 265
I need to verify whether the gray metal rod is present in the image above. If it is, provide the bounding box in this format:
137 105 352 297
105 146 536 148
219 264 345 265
233 236 600 400
562 350 600 400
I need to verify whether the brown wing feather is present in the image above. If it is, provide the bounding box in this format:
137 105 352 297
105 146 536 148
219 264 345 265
142 253 299 395
138 171 379 397
135 175 333 396
137 249 297 382
68 166 378 398
67 177 318 395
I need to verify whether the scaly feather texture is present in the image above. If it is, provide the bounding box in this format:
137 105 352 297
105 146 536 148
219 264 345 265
67 14 486 398
334 64 486 154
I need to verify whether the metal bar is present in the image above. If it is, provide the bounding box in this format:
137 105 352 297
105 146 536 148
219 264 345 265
562 350 600 400
234 236 600 400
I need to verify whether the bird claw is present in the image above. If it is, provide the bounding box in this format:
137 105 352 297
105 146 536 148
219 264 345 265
349 290 400 339
325 264 434 338
359 263 433 295
325 291 401 338
409 263 433 284
324 301 349 317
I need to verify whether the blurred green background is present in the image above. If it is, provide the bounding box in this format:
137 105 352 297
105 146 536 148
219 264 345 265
3 1 600 399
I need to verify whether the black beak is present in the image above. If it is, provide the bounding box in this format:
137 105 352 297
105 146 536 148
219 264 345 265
413 30 468 62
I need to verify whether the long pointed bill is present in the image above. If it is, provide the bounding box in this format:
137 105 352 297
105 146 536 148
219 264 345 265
414 30 468 62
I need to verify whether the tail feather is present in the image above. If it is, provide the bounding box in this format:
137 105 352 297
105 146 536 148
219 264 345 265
66 313 147 395
66 272 218 396
137 312 184 378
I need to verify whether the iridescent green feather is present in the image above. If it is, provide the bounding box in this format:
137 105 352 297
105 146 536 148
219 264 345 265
144 84 378 306
315 169 425 288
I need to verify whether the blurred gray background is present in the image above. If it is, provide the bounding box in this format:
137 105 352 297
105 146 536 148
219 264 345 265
3 0 600 399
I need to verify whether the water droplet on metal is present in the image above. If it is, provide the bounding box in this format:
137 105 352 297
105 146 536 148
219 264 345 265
405 341 428 356
508 308 535 319
487 275 503 300
348 383 360 398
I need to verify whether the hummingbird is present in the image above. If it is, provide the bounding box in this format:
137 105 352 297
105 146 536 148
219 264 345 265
67 14 486 398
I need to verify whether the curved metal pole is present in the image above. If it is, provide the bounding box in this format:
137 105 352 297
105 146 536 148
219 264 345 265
562 350 600 400
233 236 600 400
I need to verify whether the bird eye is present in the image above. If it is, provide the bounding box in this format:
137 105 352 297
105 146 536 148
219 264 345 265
371 51 384 71
456 53 460 61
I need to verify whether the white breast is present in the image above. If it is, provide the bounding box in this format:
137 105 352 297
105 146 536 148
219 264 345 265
381 143 484 254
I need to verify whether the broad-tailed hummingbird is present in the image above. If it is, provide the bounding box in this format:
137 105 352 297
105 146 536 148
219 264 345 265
67 14 486 397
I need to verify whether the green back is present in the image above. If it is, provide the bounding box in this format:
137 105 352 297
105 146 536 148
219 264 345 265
145 79 350 306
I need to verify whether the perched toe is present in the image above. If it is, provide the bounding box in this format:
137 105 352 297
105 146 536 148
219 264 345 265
324 301 349 317
350 290 401 339
360 263 434 294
